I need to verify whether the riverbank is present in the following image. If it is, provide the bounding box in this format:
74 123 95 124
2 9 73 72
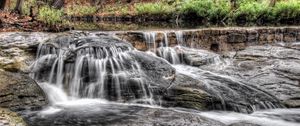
79 0 300 25
0 11 71 32
1 0 300 32
0 26 300 125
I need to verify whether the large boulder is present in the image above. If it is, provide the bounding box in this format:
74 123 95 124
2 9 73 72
0 32 57 72
0 108 27 126
24 103 225 126
205 44 300 108
31 33 176 103
162 73 222 111
0 70 48 111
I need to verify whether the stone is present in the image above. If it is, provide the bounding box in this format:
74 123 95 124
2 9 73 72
24 103 225 126
181 47 219 66
0 70 48 111
247 30 258 42
228 45 300 108
258 33 269 44
228 33 246 43
0 32 57 72
0 108 27 126
283 32 297 42
162 73 222 111
116 27 300 53
297 32 300 41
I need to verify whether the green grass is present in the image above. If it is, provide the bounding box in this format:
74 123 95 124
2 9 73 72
65 5 98 16
6 0 300 25
99 4 130 15
233 0 271 21
180 0 230 20
37 6 63 26
272 0 300 20
134 2 175 15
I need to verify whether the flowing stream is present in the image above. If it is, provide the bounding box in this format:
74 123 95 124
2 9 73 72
26 31 300 126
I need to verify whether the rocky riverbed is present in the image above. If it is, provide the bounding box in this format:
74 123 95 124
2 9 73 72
0 28 299 125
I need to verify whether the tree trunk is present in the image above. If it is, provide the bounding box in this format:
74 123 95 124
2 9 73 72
230 0 237 10
0 18 3 28
52 0 64 9
14 0 24 14
0 0 7 10
270 0 277 7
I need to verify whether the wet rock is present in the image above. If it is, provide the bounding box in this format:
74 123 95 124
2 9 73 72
116 27 300 52
24 103 225 126
228 33 246 43
172 64 284 113
222 45 300 108
0 32 57 72
129 51 176 88
0 70 48 111
283 33 297 42
162 73 222 111
0 108 27 126
32 34 176 102
229 122 261 126
181 47 220 66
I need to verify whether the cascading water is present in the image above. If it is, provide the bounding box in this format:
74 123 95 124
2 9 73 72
141 30 283 113
31 35 156 104
142 30 223 65
143 31 183 64
18 30 300 126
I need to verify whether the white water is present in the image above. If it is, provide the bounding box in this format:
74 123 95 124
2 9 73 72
199 109 300 126
32 37 155 105
29 32 300 126
143 31 183 64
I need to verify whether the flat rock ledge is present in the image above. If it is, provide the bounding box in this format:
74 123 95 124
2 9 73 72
0 108 27 126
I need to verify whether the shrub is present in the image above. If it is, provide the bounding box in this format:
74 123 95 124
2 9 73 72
272 0 300 20
233 0 271 21
101 4 130 15
65 5 97 16
22 0 36 15
37 6 63 26
180 0 230 20
135 2 175 15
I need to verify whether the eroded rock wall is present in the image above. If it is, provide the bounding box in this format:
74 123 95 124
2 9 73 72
116 27 300 52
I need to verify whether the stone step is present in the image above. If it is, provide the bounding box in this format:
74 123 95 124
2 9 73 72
0 117 10 126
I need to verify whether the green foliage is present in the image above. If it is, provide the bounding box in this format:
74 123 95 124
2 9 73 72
100 4 129 15
233 0 271 21
22 0 36 15
180 0 230 20
135 2 175 15
37 6 63 26
272 0 300 20
66 5 97 16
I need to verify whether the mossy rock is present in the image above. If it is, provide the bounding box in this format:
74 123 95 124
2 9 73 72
0 108 27 126
0 70 48 111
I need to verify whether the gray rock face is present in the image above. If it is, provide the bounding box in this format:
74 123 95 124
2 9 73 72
0 32 57 72
0 108 27 126
167 64 283 113
23 103 225 126
180 47 220 66
0 70 48 111
162 73 222 111
129 51 176 88
204 44 300 108
31 34 176 103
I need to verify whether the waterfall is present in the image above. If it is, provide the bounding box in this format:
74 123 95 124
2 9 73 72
31 36 155 104
143 32 156 50
143 31 184 64
141 31 229 66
